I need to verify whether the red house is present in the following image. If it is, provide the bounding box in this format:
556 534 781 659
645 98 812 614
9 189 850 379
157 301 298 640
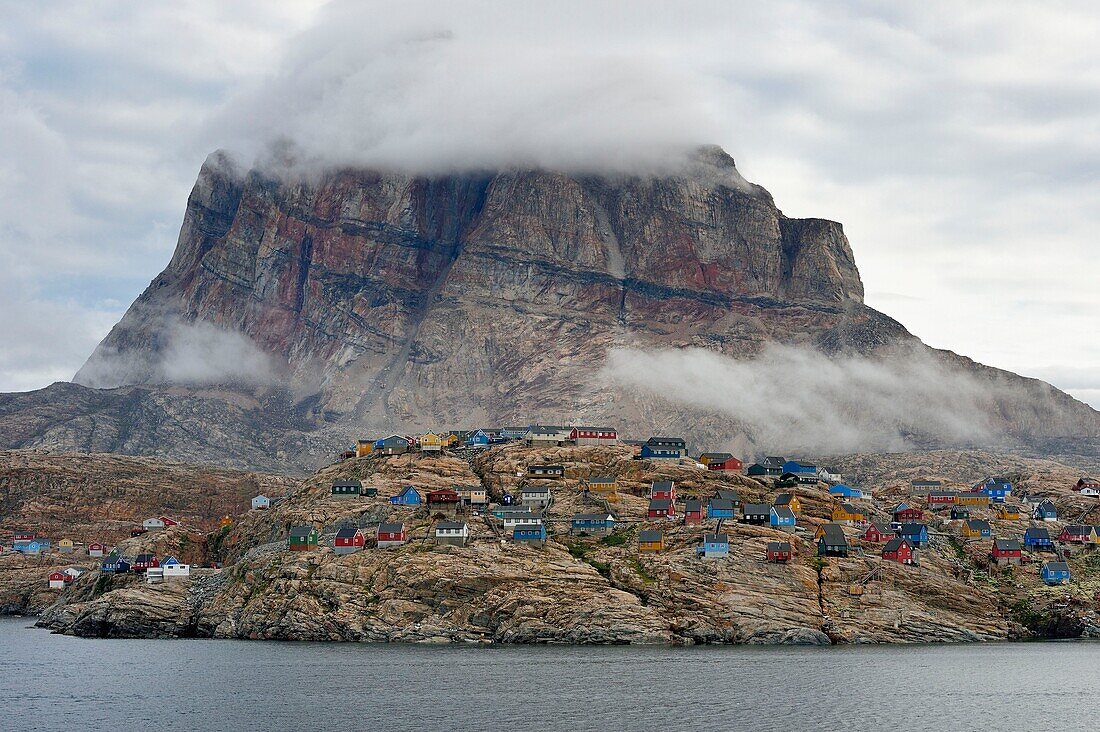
159 516 181 527
426 489 461 510
377 522 407 547
334 526 366 554
650 481 676 501
926 491 958 507
88 542 107 557
48 571 67 589
1059 525 1095 544
648 498 676 519
891 504 924 522
569 427 617 445
991 538 1023 565
1074 477 1100 493
132 554 160 571
13 531 35 543
683 499 704 525
882 538 916 564
700 453 744 472
862 522 892 543
766 541 792 563
130 527 148 537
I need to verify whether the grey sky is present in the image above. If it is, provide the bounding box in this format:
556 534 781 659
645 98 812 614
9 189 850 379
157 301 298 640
0 0 1096 407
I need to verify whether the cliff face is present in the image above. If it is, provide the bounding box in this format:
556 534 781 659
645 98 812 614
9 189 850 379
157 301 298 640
0 145 1085 470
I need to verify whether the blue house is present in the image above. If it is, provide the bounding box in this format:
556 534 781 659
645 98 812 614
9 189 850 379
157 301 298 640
466 430 491 447
161 556 180 566
571 513 616 535
101 553 130 573
1041 561 1071 585
782 461 816 475
389 486 422 506
697 533 729 558
20 540 48 555
770 506 797 531
1033 500 1058 521
640 441 684 459
829 484 863 499
707 498 736 520
513 524 547 544
898 523 929 548
500 427 528 440
1023 526 1054 549
975 477 1012 503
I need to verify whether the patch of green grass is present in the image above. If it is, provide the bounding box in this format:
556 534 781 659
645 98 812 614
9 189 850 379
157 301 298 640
1009 597 1049 632
600 532 629 547
566 543 588 560
585 559 611 578
629 558 656 584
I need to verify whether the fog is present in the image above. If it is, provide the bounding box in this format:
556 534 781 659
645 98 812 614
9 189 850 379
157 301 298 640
75 318 279 389
213 0 726 175
603 344 1018 454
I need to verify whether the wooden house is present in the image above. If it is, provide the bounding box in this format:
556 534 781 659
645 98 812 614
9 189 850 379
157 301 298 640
683 499 704 525
502 512 543 532
1059 525 1097 544
708 498 736 520
527 464 565 480
142 517 166 531
376 435 411 455
715 489 740 505
1033 500 1058 522
58 539 74 554
88 542 107 558
12 531 36 548
251 495 271 510
817 524 849 557
521 485 552 508
950 505 971 521
769 506 797 532
389 486 422 506
62 567 84 581
818 467 843 484
146 568 165 584
891 503 923 523
1074 477 1100 495
650 481 676 501
333 526 366 555
101 553 130 573
513 524 547 546
741 503 770 525
570 426 618 445
160 517 180 527
912 480 942 494
898 523 929 548
956 492 991 507
1023 526 1054 550
331 479 363 498
571 514 616 536
828 484 863 500
48 572 66 589
961 519 992 538
163 563 191 579
973 477 1012 503
525 426 571 446
774 493 801 513
419 432 443 452
132 554 160 572
995 505 1023 521
746 463 768 477
288 526 320 551
862 522 893 543
500 427 529 441
760 456 786 475
832 503 866 526
583 476 618 497
698 533 729 558
638 530 664 553
640 437 686 459
435 521 470 547
21 540 46 555
1041 561 1071 585
356 439 374 458
926 491 959 508
426 488 461 516
648 498 676 519
767 541 792 563
991 538 1022 565
377 522 407 548
882 537 917 565
455 485 488 507
699 453 743 472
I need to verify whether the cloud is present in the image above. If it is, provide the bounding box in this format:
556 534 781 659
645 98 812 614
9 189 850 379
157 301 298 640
602 343 1018 454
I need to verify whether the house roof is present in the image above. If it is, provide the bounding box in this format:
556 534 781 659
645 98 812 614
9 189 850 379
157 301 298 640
523 485 551 495
527 425 567 435
929 490 958 498
767 541 791 552
840 503 864 515
967 519 991 531
683 499 702 512
743 503 770 514
1063 525 1094 536
1044 561 1070 573
638 530 663 543
704 534 728 544
883 538 910 552
866 522 892 534
762 456 786 467
134 554 156 562
528 464 564 472
891 503 911 513
709 498 734 512
774 493 795 505
335 526 361 539
377 522 404 534
332 479 363 488
1036 500 1057 510
648 499 673 510
819 524 848 544
771 506 796 520
715 489 740 502
586 476 617 484
912 480 942 486
288 526 315 539
899 523 927 534
651 480 675 492
1025 527 1050 539
436 521 467 531
573 513 614 522
994 538 1021 551
700 453 733 461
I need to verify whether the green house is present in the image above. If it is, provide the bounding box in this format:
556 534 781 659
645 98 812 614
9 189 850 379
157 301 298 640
288 526 320 551
331 479 363 497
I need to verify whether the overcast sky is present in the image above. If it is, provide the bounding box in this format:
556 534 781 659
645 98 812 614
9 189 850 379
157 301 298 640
0 0 1097 408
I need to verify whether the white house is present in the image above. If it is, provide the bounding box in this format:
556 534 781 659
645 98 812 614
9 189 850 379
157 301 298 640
142 517 166 531
145 567 164 584
435 521 470 547
162 564 191 579
520 485 552 508
502 514 543 532
251 495 271 510
47 572 66 589
524 426 572 446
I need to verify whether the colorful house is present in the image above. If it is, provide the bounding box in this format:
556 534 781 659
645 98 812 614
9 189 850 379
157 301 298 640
707 498 736 520
132 554 159 572
376 435 411 455
956 492 991 507
418 432 443 452
435 521 470 547
570 426 618 445
699 453 743 472
21 540 46 555
926 491 959 507
58 539 74 554
455 485 489 507
828 484 863 500
12 531 36 549
698 533 729 558
760 456 786 475
48 572 66 589
769 506 797 532
767 541 792 563
961 519 992 538
331 479 362 498
333 526 366 555
356 439 374 458
950 505 971 521
101 552 128 573
571 514 616 536
502 511 543 532
832 503 866 526
862 522 893 543
891 503 923 523
524 426 571 446
377 522 407 548
142 517 166 531
773 493 801 514
883 537 917 565
160 517 181 528
251 495 271 510
898 523 929 548
995 505 1022 521
991 538 1022 565
1074 477 1100 495
1023 526 1054 549
288 526 320 551
1059 525 1097 544
640 437 686 460
513 524 547 545
638 530 664 553
648 498 676 519
746 463 769 477
426 488 461 515
973 477 1012 503
1033 500 1058 522
88 542 107 558
912 480 942 493
741 503 770 525
817 524 849 557
527 464 565 479
650 481 676 501
1041 561 1071 585
389 486 422 506
583 476 618 497
683 499 704 525
521 485 552 508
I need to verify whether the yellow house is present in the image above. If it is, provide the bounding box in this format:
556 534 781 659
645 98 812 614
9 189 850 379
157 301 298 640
638 530 664 553
444 433 461 447
356 440 374 458
456 485 488 506
58 538 74 554
420 432 443 452
584 476 619 503
960 519 991 538
775 493 802 514
996 505 1022 521
832 504 865 525
956 493 990 507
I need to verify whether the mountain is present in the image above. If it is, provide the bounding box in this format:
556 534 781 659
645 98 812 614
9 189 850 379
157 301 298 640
0 146 1095 470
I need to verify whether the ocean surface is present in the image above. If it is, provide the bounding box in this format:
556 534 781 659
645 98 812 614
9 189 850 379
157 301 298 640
4 617 1099 732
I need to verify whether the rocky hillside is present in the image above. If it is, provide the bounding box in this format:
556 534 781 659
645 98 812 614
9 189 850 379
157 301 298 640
32 444 1100 644
0 146 1089 472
